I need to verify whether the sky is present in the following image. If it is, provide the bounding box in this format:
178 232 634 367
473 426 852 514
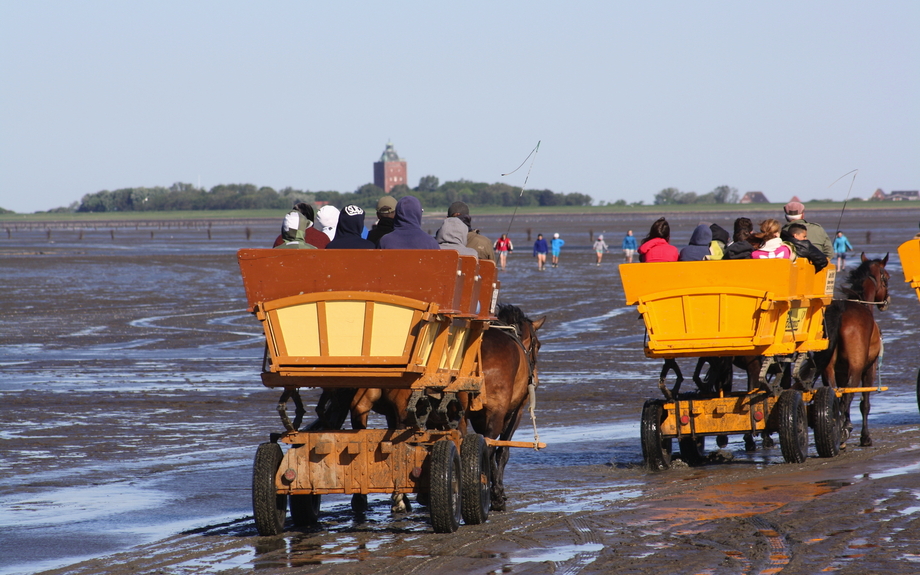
1 1 918 213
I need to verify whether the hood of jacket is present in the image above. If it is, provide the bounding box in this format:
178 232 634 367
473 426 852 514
336 205 365 238
436 218 478 256
393 196 424 229
315 205 340 240
709 224 730 245
689 224 713 246
280 211 306 243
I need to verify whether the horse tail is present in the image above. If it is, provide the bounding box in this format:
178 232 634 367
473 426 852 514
813 300 844 377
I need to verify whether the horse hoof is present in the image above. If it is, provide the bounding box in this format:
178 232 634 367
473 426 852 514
390 494 411 514
743 435 757 452
761 435 775 449
490 500 507 512
860 438 873 447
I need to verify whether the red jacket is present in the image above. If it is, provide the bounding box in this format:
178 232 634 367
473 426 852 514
638 237 679 262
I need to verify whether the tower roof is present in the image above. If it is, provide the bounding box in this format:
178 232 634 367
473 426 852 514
379 142 402 163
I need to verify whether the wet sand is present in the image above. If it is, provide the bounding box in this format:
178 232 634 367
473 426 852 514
1 207 919 574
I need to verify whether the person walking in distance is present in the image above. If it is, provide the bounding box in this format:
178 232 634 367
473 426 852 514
533 233 548 271
550 233 565 268
493 233 513 271
833 231 853 270
592 234 609 265
621 230 637 263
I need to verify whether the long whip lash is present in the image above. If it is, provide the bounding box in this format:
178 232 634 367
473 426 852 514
501 140 540 235
828 169 858 235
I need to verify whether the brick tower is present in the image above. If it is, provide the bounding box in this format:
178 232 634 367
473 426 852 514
373 142 407 194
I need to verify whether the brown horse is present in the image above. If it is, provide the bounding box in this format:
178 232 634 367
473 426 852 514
816 253 889 448
345 303 544 513
467 303 545 511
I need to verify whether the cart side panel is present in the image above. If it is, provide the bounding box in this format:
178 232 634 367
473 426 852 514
238 249 469 313
898 239 920 302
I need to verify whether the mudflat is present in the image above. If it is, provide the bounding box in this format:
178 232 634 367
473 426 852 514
2 207 919 575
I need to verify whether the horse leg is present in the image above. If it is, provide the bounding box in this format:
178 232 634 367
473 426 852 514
859 391 872 447
489 405 525 512
659 359 683 399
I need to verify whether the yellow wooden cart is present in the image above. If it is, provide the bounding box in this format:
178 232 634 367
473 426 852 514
620 258 855 469
239 248 528 535
897 238 920 413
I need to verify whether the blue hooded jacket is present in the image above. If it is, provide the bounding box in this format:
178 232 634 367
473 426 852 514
379 196 439 250
327 205 374 249
678 224 713 261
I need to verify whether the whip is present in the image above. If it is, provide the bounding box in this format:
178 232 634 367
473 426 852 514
501 140 541 235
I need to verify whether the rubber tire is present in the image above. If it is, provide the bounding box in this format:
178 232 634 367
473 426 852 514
290 494 321 526
776 390 808 464
252 442 286 536
429 439 462 533
678 436 707 466
812 386 841 458
460 434 490 525
641 400 672 471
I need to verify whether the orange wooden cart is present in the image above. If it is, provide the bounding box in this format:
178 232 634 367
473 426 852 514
619 258 878 469
238 249 538 534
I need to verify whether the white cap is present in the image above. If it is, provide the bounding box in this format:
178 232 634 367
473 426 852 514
283 212 299 232
553 233 559 239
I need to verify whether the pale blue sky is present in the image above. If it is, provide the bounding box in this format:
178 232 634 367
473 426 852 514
1 1 918 213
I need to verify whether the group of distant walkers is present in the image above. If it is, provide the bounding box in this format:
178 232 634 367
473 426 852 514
631 201 852 271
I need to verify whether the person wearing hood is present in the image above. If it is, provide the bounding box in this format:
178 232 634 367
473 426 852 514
708 224 730 260
592 234 609 265
327 205 375 250
448 201 494 260
273 203 323 248
315 205 340 242
679 224 713 261
274 211 317 250
436 217 478 257
379 196 439 250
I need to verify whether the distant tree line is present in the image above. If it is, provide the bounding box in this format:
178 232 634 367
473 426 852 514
71 177 593 213
653 185 740 205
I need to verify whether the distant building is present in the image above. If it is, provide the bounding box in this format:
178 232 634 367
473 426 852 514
740 191 769 204
373 142 407 194
869 189 919 201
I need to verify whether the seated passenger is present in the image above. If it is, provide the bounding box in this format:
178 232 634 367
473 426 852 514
782 222 829 271
327 205 375 249
274 211 317 250
679 224 713 261
315 205 340 242
751 219 791 259
708 223 730 260
379 196 440 250
724 217 754 260
436 217 478 257
638 217 679 262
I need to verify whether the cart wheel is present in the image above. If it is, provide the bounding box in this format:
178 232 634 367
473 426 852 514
252 442 286 536
812 386 841 458
429 439 462 533
776 390 808 463
678 436 706 466
460 433 490 525
290 494 321 526
641 400 672 471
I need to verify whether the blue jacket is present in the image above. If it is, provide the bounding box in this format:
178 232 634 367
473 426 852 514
550 238 565 253
622 234 638 250
533 238 548 255
833 235 852 254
